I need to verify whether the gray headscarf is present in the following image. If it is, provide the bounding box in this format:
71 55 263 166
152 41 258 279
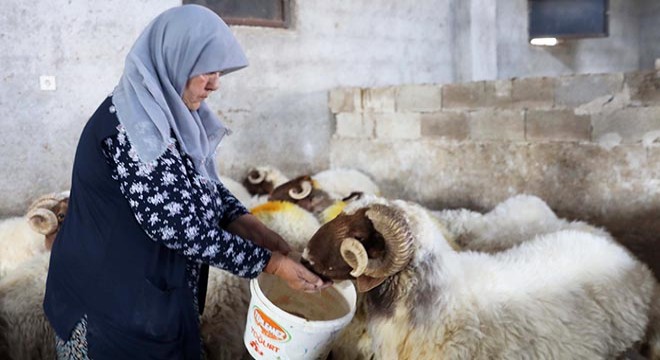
112 4 247 183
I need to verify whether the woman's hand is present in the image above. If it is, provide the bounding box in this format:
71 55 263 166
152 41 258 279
265 252 332 293
226 214 291 254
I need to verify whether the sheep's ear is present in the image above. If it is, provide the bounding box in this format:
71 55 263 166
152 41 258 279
355 275 386 292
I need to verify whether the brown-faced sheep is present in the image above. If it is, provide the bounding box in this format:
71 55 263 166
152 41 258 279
302 195 659 360
268 175 336 215
268 168 380 213
242 166 289 197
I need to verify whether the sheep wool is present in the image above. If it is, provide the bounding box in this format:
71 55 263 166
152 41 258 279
433 194 615 253
0 217 45 280
318 200 347 224
219 176 252 205
257 166 289 189
200 266 251 360
0 252 54 360
335 196 658 359
250 201 320 251
313 168 380 200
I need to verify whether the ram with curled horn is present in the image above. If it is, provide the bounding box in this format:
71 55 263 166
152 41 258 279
268 175 334 215
26 191 69 250
302 195 660 360
331 204 414 292
0 190 70 279
0 191 70 359
242 165 289 196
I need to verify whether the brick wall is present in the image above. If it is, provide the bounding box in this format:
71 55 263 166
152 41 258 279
328 71 660 276
330 72 660 146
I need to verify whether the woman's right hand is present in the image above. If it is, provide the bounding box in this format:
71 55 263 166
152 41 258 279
264 252 332 293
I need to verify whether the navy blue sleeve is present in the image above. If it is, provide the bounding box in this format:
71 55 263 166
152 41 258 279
101 126 270 278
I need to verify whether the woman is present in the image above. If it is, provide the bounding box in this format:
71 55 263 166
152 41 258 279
43 5 328 359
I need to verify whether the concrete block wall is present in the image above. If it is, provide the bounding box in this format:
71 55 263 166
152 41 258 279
329 71 660 274
331 72 660 146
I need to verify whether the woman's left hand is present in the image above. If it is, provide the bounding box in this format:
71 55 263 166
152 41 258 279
226 214 292 254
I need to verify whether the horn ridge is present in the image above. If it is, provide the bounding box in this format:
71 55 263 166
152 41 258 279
340 237 368 277
289 180 313 200
363 204 415 278
26 191 69 214
27 208 58 235
247 169 266 184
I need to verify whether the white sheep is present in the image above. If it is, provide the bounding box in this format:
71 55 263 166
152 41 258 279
0 252 55 360
0 191 69 359
249 201 321 251
200 201 320 360
219 175 267 210
0 191 69 279
312 168 380 200
324 194 603 360
0 218 44 281
433 194 614 253
302 195 660 360
333 195 579 360
219 176 252 205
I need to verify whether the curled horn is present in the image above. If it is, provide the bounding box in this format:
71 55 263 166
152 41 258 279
247 169 266 184
27 198 60 214
340 238 369 277
289 180 313 200
25 191 70 235
362 204 415 278
27 208 58 235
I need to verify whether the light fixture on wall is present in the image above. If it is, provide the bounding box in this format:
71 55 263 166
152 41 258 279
529 38 559 47
528 0 608 47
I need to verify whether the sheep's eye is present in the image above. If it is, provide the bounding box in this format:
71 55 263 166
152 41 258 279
58 214 65 220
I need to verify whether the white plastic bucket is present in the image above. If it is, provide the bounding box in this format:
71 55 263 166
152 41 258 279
244 273 357 359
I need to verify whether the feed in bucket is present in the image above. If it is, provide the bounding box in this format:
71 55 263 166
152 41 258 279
244 273 357 359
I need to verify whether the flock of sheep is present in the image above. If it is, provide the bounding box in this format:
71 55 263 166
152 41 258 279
0 166 658 359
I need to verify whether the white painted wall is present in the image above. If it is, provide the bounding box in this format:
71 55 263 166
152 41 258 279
0 0 179 215
213 1 455 178
0 0 659 215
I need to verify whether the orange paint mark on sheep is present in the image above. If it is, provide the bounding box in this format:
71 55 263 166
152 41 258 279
251 201 293 215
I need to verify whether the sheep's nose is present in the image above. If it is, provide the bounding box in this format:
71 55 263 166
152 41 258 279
300 257 331 282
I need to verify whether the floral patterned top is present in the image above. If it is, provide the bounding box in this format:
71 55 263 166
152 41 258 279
99 104 271 308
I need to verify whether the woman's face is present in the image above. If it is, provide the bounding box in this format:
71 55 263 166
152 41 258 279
182 71 221 111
